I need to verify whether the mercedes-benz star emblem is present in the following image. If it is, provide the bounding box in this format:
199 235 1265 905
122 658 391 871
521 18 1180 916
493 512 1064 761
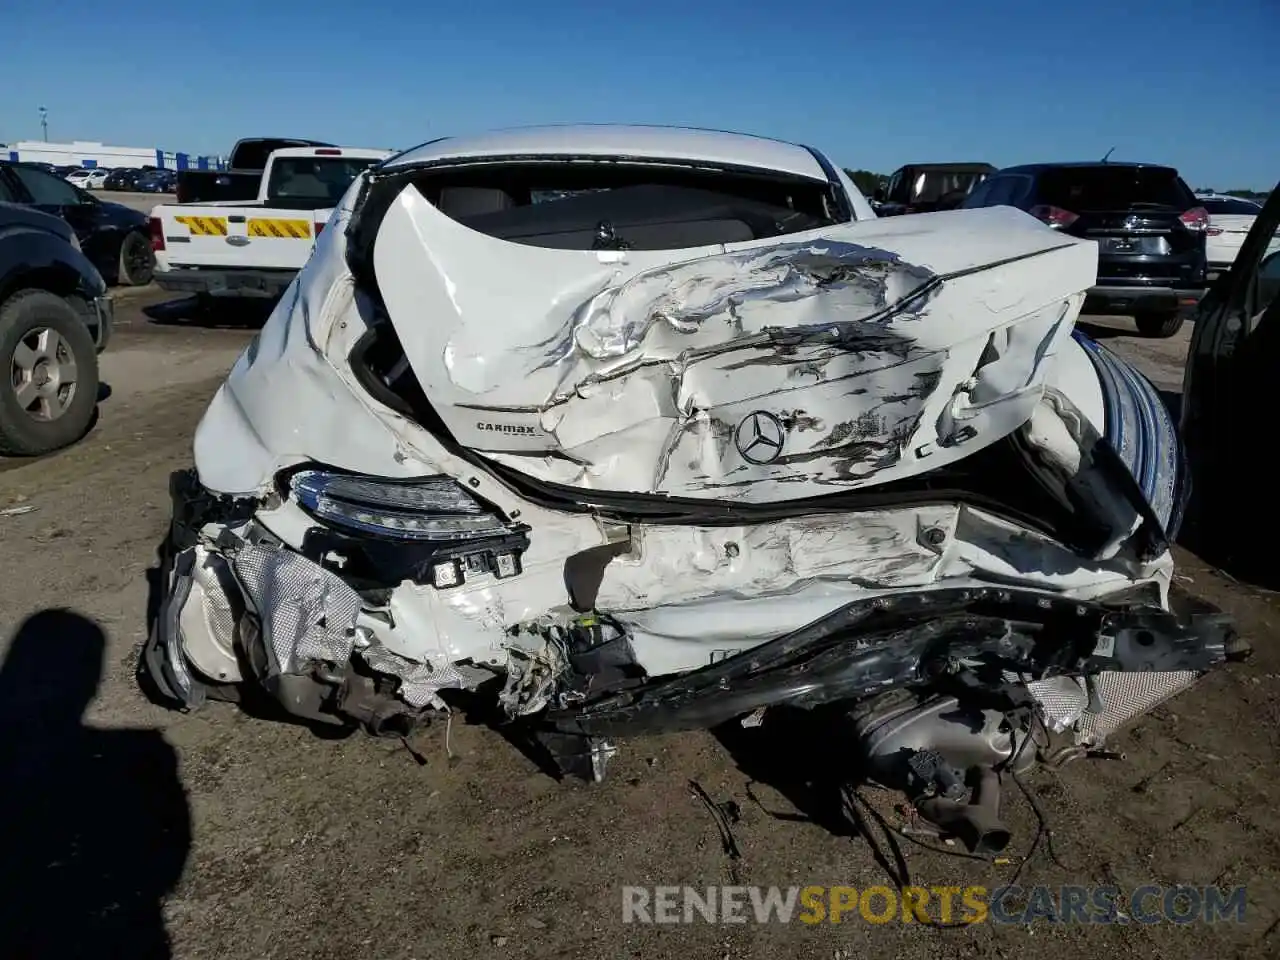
735 411 786 465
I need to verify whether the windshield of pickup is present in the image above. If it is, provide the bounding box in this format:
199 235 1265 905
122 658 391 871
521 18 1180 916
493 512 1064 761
266 156 382 206
911 171 989 203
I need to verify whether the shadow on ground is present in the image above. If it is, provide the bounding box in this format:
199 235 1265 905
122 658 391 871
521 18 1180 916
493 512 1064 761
0 390 111 475
0 610 190 959
144 295 277 328
1074 319 1133 341
1177 513 1280 593
712 706 860 838
711 708 951 893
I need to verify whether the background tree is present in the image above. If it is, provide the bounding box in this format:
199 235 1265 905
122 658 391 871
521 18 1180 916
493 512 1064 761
844 168 887 197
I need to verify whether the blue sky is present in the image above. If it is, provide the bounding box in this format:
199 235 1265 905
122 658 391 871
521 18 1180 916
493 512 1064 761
3 0 1277 189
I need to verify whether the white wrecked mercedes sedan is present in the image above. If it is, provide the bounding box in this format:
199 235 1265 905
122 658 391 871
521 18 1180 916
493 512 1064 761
142 126 1240 854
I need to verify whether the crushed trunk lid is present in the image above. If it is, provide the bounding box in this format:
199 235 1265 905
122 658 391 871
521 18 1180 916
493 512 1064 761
371 190 1097 504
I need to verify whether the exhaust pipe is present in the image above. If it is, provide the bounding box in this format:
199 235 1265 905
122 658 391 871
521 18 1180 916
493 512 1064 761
915 766 1011 855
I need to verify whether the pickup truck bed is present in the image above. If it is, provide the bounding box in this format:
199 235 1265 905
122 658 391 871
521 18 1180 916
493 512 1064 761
175 137 336 204
152 146 391 298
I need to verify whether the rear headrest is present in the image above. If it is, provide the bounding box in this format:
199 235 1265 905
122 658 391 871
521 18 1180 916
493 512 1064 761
438 186 514 218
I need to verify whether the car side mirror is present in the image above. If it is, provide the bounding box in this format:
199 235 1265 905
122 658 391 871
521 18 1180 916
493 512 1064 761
873 184 886 203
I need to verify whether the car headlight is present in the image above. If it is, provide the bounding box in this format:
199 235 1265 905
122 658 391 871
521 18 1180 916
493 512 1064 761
289 470 512 542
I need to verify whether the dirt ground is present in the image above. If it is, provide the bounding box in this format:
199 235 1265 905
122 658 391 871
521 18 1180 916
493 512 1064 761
0 290 1276 960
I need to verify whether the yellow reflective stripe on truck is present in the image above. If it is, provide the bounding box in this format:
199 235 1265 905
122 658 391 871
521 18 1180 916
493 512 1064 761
174 215 228 236
247 218 312 239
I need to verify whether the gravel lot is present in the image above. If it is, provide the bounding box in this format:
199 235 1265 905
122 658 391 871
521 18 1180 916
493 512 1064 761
0 285 1276 960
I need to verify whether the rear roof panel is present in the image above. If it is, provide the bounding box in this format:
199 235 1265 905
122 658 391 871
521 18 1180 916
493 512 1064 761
383 125 830 182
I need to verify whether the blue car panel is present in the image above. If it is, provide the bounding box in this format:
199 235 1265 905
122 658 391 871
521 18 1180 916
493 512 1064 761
1073 330 1187 537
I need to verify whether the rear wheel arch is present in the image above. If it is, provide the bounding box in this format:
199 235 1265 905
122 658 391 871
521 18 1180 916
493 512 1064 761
0 263 84 306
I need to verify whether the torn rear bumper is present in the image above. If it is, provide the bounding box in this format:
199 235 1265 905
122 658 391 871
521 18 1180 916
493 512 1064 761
141 454 1234 753
540 586 1235 738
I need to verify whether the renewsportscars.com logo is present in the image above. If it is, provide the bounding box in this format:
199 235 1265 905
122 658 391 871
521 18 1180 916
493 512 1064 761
621 884 1248 925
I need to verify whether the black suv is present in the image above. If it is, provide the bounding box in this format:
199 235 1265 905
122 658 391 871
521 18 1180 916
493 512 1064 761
962 162 1208 337
0 203 112 455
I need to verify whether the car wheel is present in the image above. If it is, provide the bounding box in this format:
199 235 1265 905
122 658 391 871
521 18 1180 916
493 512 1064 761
118 230 156 286
1134 310 1185 338
0 290 100 456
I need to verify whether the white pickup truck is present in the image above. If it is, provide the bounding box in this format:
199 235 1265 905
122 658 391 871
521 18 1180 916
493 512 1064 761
150 145 391 299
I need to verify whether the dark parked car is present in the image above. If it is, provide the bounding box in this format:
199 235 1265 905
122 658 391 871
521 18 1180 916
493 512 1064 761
135 169 177 193
0 202 111 454
104 167 148 191
872 162 996 216
0 161 155 286
962 161 1208 337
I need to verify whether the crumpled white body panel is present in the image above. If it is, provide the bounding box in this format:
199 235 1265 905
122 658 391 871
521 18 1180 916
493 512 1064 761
373 192 1098 502
245 493 1169 681
187 176 1165 689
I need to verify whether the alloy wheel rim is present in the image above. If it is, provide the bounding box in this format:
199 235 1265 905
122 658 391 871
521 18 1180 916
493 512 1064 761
10 327 77 422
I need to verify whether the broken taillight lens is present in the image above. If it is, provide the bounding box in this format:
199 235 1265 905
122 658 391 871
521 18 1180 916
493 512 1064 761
1027 205 1079 230
149 216 165 251
288 470 511 542
1179 206 1210 232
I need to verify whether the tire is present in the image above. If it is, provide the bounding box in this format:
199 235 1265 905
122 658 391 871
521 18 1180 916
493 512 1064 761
1134 310 1185 339
0 290 100 456
117 229 156 286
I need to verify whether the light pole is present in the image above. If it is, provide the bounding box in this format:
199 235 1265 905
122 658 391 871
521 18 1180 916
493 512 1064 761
38 106 48 142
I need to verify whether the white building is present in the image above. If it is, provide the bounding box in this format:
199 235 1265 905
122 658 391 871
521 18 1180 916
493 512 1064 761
4 139 221 170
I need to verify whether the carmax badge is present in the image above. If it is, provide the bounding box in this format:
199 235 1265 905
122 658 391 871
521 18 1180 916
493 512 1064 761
735 411 785 465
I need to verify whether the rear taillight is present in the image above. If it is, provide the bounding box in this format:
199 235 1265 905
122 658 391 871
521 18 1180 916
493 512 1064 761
1179 206 1210 232
314 220 325 236
1028 205 1080 229
149 216 165 251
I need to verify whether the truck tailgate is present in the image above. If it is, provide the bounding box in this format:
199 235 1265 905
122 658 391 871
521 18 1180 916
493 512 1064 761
155 205 329 269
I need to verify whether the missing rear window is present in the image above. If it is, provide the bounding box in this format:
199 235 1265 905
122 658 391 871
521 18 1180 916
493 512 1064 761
406 161 840 251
